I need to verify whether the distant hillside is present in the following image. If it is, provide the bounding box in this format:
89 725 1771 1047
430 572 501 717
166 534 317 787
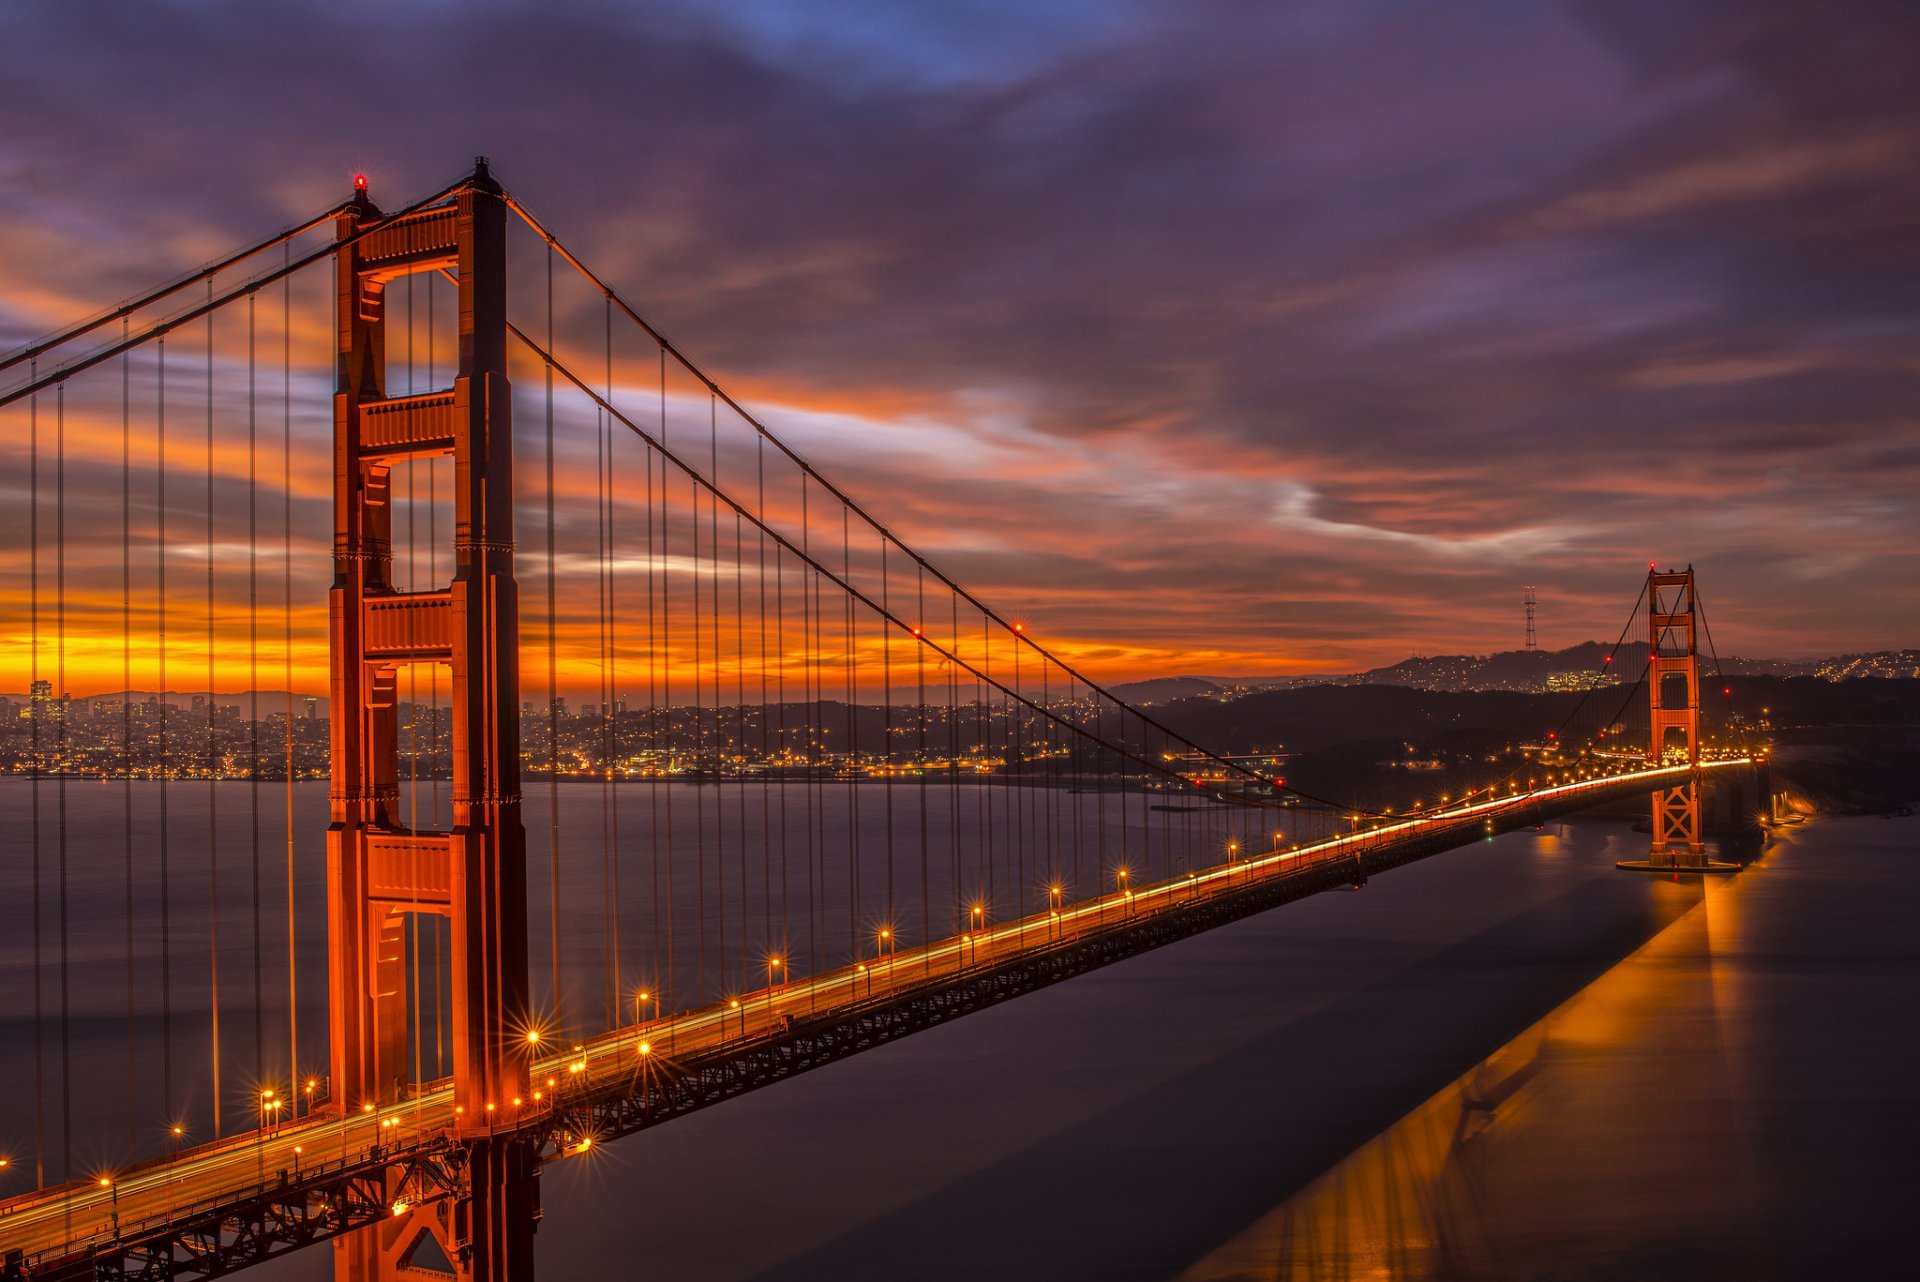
1148 676 1920 813
1100 648 1916 704
1105 676 1221 705
1349 643 1827 692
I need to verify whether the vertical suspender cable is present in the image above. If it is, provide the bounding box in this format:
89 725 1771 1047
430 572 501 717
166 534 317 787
645 436 661 1014
283 246 299 1095
734 510 747 994
426 272 441 1074
597 362 612 1025
708 409 723 997
604 295 622 1026
56 385 72 1193
708 397 723 997
917 567 929 972
246 288 262 1109
882 537 893 939
949 590 960 936
698 404 714 1005
205 291 222 1136
774 506 790 974
758 439 772 959
122 330 137 1157
29 364 43 1189
799 477 817 994
656 351 672 1028
846 515 860 954
543 244 562 1033
980 611 992 924
157 337 175 1133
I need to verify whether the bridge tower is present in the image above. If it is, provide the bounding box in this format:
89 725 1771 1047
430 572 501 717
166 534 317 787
328 159 535 1281
1646 566 1706 862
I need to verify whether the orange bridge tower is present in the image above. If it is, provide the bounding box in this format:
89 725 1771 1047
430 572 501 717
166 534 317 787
327 159 535 1281
1618 565 1738 875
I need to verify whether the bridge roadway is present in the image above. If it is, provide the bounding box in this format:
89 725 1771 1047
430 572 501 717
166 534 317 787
0 759 1750 1276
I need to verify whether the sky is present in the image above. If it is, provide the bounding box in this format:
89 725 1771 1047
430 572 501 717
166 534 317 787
1 0 1916 684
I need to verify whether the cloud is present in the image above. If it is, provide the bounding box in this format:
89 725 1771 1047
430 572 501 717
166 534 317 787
1 0 1916 681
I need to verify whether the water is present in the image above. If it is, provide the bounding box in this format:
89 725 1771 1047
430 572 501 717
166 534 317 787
0 776 1234 1170
5 787 1910 1278
518 816 1917 1279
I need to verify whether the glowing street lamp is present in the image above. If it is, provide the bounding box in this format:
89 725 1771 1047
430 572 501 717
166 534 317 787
100 1174 120 1241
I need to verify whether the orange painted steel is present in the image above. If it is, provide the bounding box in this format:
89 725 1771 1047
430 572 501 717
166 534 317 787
1646 567 1705 858
326 160 534 1282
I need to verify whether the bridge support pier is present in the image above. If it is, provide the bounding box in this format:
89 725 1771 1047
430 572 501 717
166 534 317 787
334 1136 538 1282
329 160 537 1281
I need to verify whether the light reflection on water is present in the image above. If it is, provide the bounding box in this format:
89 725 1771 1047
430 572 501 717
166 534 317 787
1178 816 1908 1282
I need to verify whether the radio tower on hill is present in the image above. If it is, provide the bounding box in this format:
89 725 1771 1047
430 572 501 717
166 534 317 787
1523 586 1538 650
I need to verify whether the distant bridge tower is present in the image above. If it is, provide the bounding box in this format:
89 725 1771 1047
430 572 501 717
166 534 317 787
1523 586 1537 651
1644 566 1703 860
328 160 535 1282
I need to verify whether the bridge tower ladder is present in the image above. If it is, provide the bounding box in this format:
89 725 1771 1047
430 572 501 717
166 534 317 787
328 158 535 1282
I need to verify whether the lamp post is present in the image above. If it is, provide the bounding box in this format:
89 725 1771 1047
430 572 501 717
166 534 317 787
765 958 783 1029
100 1175 120 1242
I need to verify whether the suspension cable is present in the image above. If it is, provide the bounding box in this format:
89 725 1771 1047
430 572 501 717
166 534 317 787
2 178 471 408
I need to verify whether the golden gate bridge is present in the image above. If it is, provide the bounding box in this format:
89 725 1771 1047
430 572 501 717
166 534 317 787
0 160 1760 1281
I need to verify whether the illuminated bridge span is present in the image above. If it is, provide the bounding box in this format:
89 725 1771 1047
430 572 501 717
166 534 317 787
0 161 1760 1282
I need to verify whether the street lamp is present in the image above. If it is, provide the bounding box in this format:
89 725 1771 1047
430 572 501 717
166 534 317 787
765 957 784 1027
100 1174 120 1241
728 998 742 1036
1228 839 1239 882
